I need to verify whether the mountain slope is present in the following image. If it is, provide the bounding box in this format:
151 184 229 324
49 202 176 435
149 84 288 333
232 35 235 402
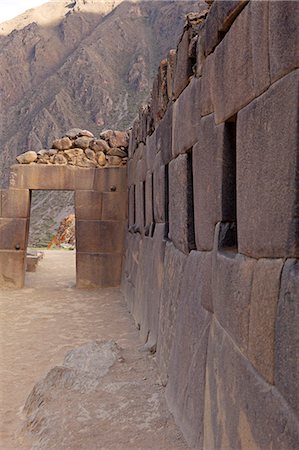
0 0 203 245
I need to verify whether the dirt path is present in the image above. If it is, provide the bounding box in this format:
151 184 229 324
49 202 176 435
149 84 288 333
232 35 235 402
0 251 189 450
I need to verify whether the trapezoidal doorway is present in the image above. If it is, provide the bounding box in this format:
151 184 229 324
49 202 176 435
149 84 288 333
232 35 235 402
0 165 127 289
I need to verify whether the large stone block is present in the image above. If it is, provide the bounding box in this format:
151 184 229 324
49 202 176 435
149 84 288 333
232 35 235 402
102 192 127 221
76 220 125 253
204 0 249 56
75 190 102 220
248 258 284 384
204 319 299 450
212 1 270 123
122 232 141 313
237 70 299 258
153 152 166 224
0 218 29 250
193 115 236 251
213 251 256 354
93 167 127 192
269 1 299 83
9 164 76 190
172 77 201 158
134 181 144 233
144 172 153 233
132 237 151 330
128 185 135 229
0 189 31 218
157 242 187 385
275 259 299 416
142 224 166 347
76 252 122 288
0 250 26 288
169 154 195 254
200 53 214 116
156 104 173 166
166 251 212 449
172 28 193 100
145 133 156 174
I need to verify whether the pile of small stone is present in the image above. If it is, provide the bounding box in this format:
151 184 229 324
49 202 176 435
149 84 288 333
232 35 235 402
16 128 129 168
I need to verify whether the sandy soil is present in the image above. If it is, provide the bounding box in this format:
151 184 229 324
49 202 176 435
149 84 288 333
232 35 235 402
0 250 189 450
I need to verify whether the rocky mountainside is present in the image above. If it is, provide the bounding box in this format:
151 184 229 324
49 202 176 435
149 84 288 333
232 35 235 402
0 0 203 245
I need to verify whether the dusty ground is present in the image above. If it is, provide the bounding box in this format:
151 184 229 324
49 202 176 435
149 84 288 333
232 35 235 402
0 250 189 450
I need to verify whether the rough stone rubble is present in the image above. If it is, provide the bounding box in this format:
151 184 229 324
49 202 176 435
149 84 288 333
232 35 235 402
16 128 129 168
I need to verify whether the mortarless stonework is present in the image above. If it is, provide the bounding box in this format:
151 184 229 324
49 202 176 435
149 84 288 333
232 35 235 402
122 1 299 448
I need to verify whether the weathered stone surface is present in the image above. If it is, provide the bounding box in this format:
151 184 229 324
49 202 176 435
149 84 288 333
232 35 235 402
84 148 96 160
76 253 122 288
212 1 270 123
78 129 94 138
269 1 299 83
134 181 144 233
204 319 299 450
128 185 135 229
200 53 214 116
145 133 156 174
144 172 153 232
275 259 299 416
166 251 212 449
156 104 172 166
172 77 201 157
153 153 166 224
99 130 114 141
134 224 166 346
166 49 176 100
213 251 256 354
74 137 93 150
248 258 284 384
107 155 122 166
9 164 76 190
0 250 26 288
195 33 205 78
90 139 110 153
93 167 127 192
0 189 30 218
52 153 68 165
107 148 127 158
16 151 37 164
97 152 107 166
101 192 127 221
204 0 249 55
173 29 193 100
75 190 102 220
52 137 72 151
76 220 125 254
65 128 82 139
237 70 299 258
0 218 29 250
193 115 236 250
169 154 195 254
157 242 187 385
108 131 129 148
75 168 96 191
128 236 151 326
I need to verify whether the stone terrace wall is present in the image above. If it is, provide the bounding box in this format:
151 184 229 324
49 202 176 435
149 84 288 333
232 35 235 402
122 1 299 448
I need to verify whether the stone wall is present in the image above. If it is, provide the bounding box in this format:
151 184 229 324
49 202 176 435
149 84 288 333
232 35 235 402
0 165 127 288
122 1 299 448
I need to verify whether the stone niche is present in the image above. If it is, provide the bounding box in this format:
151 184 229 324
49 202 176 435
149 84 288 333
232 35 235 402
0 164 127 289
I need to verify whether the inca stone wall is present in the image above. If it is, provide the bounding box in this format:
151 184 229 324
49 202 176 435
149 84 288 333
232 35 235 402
0 126 128 288
122 1 299 448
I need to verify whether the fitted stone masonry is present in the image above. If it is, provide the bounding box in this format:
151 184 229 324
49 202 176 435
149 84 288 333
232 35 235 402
0 165 127 288
122 1 299 449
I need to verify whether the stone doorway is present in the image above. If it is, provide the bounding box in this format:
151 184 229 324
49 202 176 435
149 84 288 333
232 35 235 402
0 164 127 289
